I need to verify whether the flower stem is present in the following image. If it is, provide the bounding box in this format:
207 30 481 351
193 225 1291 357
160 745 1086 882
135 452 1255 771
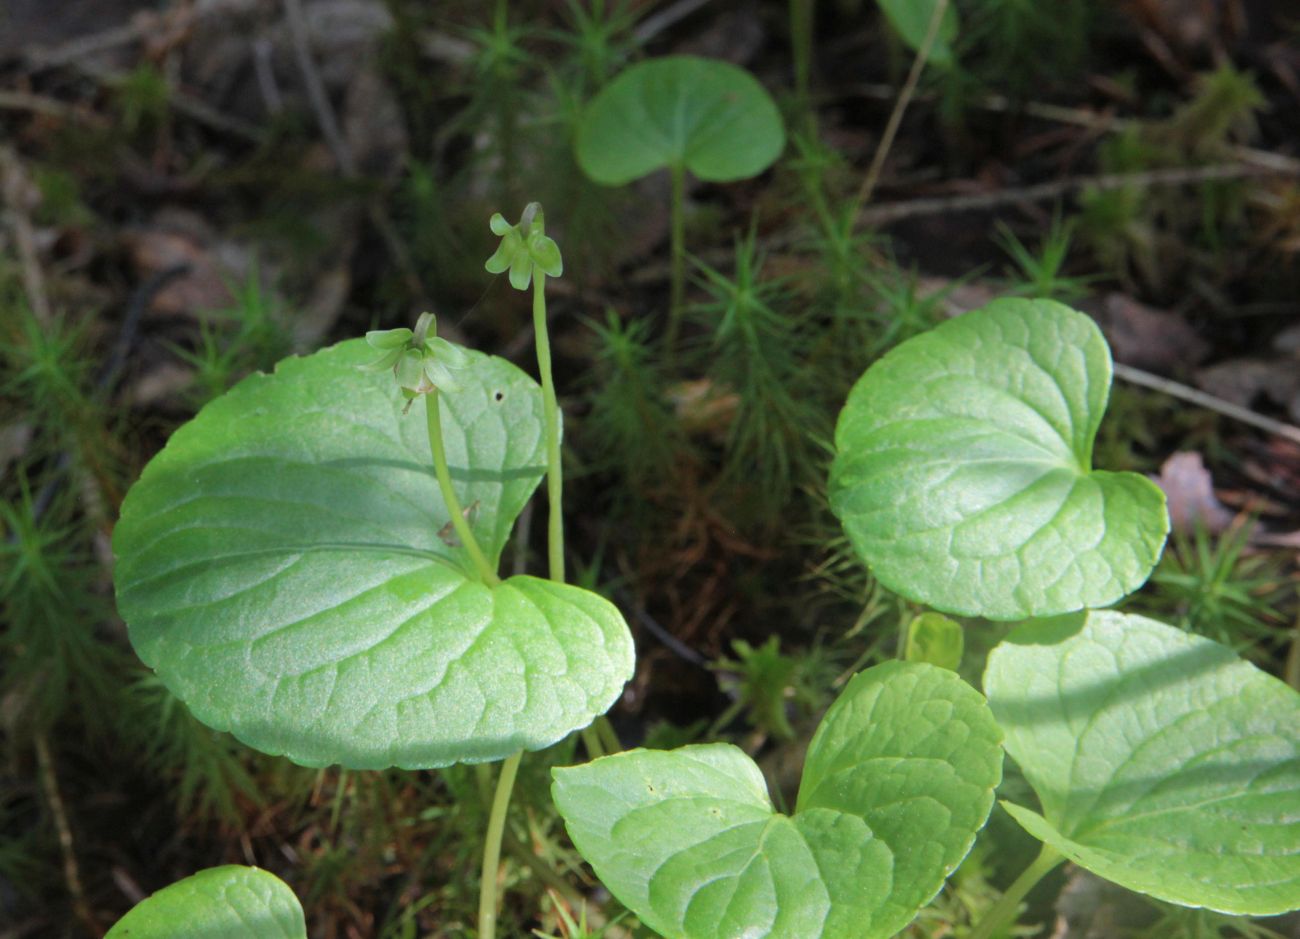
967 843 1064 939
533 273 565 582
851 0 949 223
425 391 499 586
477 750 522 939
666 160 687 355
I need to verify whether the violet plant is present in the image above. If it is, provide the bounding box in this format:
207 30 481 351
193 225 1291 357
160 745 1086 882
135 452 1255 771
108 241 1300 937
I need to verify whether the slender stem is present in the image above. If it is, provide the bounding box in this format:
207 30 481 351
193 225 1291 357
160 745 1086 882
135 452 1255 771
852 0 949 222
533 274 565 582
595 715 621 755
425 391 499 586
967 843 1064 939
36 733 99 937
581 725 605 760
666 160 687 354
790 0 814 108
1285 614 1300 692
478 750 522 939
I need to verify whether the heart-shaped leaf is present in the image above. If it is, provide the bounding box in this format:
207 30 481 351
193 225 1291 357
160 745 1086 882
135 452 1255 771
106 866 306 939
876 0 959 66
985 611 1300 915
576 55 786 186
114 340 634 769
553 661 1002 939
829 298 1169 620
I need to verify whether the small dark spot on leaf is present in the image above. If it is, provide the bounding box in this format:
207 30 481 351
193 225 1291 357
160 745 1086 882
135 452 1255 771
494 390 504 402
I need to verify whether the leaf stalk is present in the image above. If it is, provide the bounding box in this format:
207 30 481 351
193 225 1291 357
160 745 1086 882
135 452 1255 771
478 750 522 939
533 273 565 582
425 391 500 586
966 842 1064 939
666 160 687 354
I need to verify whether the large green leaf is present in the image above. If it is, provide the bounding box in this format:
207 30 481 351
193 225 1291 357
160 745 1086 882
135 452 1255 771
553 661 1002 938
985 611 1300 915
829 298 1168 620
114 340 634 769
876 0 959 66
106 866 306 938
576 55 785 186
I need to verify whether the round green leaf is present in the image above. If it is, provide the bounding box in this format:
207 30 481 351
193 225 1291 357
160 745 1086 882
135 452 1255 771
829 298 1169 620
114 340 634 769
576 55 786 186
876 0 959 66
553 661 1002 939
985 611 1300 915
106 866 305 939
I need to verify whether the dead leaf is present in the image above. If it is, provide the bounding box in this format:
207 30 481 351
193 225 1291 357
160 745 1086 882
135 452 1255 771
122 209 236 317
342 66 409 181
1152 450 1237 535
1195 357 1300 412
130 362 195 408
915 276 1001 319
1097 292 1209 371
668 379 739 440
1052 866 1158 938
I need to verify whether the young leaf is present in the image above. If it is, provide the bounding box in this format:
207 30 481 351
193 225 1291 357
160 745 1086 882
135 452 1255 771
875 0 959 66
114 340 634 769
553 661 1002 939
904 612 963 670
576 55 785 186
829 298 1169 620
985 610 1300 915
106 866 306 938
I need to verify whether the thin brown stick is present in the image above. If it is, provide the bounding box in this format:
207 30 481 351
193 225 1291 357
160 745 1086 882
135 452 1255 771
852 0 950 219
1112 361 1300 445
1 147 52 325
281 0 430 309
1285 616 1300 692
26 20 144 68
858 162 1284 227
282 0 355 177
35 734 101 937
0 90 109 126
850 83 1300 177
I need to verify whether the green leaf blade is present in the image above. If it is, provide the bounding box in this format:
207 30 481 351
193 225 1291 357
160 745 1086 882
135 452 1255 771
875 0 960 66
576 55 785 186
829 298 1168 620
114 340 634 769
106 866 305 939
553 662 1002 938
985 611 1300 915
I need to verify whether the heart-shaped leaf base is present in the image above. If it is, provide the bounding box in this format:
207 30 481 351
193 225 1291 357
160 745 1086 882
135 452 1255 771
986 611 1300 915
554 662 1002 938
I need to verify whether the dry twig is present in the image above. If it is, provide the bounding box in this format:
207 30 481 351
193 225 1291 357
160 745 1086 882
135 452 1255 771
35 733 101 937
852 0 951 218
858 162 1287 227
0 147 52 324
1113 361 1300 446
280 0 430 309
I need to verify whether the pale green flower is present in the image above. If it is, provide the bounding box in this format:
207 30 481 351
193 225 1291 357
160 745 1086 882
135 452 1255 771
361 312 469 404
485 202 563 290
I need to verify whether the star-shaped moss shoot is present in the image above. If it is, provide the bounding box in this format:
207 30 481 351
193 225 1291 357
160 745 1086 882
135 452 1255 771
362 312 469 407
485 202 563 290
